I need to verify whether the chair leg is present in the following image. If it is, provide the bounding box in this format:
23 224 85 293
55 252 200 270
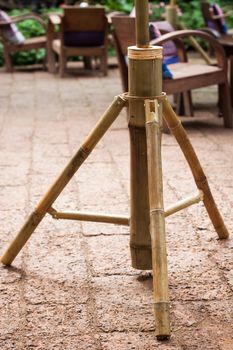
218 82 233 128
83 57 93 70
59 53 66 78
176 91 193 116
229 56 233 107
3 50 13 73
47 44 57 74
100 50 108 76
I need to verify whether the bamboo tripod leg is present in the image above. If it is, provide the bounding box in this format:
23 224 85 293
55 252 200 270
1 95 126 266
162 98 229 239
145 100 170 340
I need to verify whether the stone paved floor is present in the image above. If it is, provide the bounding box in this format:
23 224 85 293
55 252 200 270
0 66 232 350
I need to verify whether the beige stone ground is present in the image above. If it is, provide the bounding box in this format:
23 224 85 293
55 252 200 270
0 64 232 350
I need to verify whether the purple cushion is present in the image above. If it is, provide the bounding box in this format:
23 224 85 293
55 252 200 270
64 31 104 47
210 3 228 34
212 3 228 34
149 22 178 61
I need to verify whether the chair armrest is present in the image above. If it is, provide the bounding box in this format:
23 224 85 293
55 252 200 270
151 29 227 69
48 14 62 26
150 31 187 63
0 13 47 30
198 27 221 39
107 11 126 24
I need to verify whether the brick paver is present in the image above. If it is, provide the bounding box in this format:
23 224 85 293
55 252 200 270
0 67 232 350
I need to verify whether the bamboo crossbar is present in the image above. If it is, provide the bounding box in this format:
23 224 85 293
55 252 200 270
48 208 129 226
165 190 204 217
47 190 203 228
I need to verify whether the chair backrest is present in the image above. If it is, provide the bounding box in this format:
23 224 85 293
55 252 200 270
61 6 108 47
63 6 106 31
112 16 135 56
200 1 223 33
111 16 179 91
112 16 177 56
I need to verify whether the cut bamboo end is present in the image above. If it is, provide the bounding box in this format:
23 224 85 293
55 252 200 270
130 245 152 270
154 302 171 340
210 222 229 240
1 211 43 266
128 46 163 60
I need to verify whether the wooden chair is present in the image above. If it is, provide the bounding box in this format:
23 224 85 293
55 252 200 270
201 1 233 105
47 6 108 77
111 16 233 128
0 13 47 72
201 1 233 36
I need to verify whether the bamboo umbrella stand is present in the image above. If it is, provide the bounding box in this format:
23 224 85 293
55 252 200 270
0 0 230 341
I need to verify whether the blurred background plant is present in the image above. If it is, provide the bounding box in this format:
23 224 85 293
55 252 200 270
0 0 233 67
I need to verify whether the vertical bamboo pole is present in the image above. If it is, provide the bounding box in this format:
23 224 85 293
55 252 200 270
145 99 170 339
166 1 177 29
129 0 162 270
135 0 149 48
1 95 126 266
162 98 229 240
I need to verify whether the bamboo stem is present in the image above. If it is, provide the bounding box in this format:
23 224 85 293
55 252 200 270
162 98 229 240
145 99 170 340
1 95 126 266
170 0 176 5
135 0 149 48
128 45 163 270
48 208 129 226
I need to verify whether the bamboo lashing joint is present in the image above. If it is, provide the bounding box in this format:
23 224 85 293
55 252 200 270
122 92 167 102
128 45 163 60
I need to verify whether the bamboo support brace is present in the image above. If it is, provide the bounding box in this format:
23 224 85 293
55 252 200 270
165 190 204 217
48 208 129 226
1 95 126 266
162 97 229 240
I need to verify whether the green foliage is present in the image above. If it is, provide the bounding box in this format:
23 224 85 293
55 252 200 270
91 0 134 13
177 1 205 30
